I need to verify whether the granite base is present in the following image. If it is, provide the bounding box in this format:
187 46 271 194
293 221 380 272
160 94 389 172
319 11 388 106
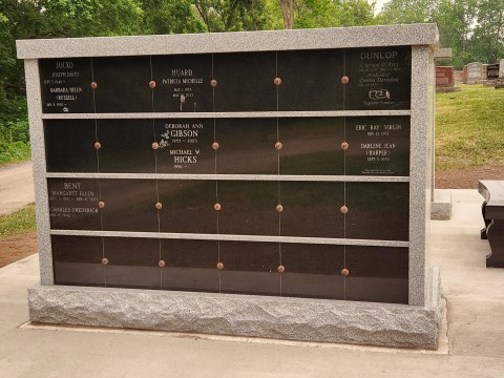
28 267 443 349
431 190 453 220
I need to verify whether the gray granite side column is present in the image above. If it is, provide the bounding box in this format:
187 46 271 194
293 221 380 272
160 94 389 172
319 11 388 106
24 59 54 285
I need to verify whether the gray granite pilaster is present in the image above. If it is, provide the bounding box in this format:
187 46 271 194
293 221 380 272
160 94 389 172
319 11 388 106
409 46 432 306
24 59 53 285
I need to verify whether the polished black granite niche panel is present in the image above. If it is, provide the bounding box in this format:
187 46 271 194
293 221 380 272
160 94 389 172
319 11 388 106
158 180 217 234
345 116 410 176
52 235 408 303
102 237 160 289
48 178 101 230
281 244 344 299
93 56 151 112
213 52 277 112
97 119 154 173
45 120 97 172
218 181 279 236
152 54 213 112
155 119 214 174
280 182 344 238
345 182 409 241
161 239 219 293
39 48 412 113
279 117 344 175
219 241 280 296
216 118 278 174
278 49 345 111
345 46 411 110
52 235 104 286
345 246 408 304
99 179 158 232
48 179 160 232
39 58 93 113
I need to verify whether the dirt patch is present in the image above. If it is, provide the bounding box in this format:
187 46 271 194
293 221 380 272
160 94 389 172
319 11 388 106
436 165 504 189
0 232 38 269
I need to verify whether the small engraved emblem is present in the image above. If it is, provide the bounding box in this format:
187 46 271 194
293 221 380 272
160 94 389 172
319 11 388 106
179 93 186 111
159 130 170 148
368 88 390 100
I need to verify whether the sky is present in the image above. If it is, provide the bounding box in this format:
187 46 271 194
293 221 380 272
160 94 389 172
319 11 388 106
372 0 390 15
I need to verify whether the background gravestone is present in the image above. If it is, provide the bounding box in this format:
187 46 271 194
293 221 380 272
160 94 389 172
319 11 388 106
17 24 442 349
486 63 500 80
466 62 483 84
454 70 464 83
496 60 504 89
435 66 457 92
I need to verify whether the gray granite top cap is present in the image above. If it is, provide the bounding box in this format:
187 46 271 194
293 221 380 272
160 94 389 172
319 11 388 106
17 23 439 59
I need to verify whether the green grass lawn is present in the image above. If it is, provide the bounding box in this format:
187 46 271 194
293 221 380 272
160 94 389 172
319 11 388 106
0 204 37 237
436 84 504 170
0 142 31 166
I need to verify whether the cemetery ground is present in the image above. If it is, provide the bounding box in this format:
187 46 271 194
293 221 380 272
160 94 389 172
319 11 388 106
0 84 503 269
435 84 504 188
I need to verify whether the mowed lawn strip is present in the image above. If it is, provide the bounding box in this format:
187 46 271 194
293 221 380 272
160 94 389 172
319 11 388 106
436 84 504 170
0 203 36 237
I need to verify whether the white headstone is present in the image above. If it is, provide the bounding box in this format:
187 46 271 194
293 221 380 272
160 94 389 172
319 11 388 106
466 62 483 84
499 59 504 79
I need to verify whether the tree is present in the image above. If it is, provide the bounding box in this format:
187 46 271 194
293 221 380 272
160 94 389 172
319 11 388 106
469 0 504 63
193 0 276 32
335 0 376 26
435 0 478 68
294 0 338 28
378 0 439 24
378 0 504 69
141 0 205 34
292 0 376 29
278 0 294 28
0 1 43 123
37 0 145 38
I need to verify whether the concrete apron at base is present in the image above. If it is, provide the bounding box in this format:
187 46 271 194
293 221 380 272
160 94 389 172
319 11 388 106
28 267 443 349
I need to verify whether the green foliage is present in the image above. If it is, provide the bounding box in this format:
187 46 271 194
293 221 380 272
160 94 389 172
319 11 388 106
36 0 145 37
436 84 504 170
0 204 36 237
378 0 438 24
336 0 376 26
141 0 206 34
294 0 376 29
295 0 339 28
470 0 504 63
379 0 504 69
193 0 279 32
0 141 31 165
435 0 479 69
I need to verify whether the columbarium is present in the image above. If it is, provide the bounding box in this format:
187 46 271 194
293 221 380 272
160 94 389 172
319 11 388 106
17 23 442 349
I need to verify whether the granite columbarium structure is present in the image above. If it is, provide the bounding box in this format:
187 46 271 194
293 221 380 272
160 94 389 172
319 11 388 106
17 24 443 349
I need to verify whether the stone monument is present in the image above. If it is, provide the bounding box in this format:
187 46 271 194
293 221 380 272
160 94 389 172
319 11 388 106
466 62 483 84
453 70 464 83
435 66 457 92
497 60 504 89
17 24 442 349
